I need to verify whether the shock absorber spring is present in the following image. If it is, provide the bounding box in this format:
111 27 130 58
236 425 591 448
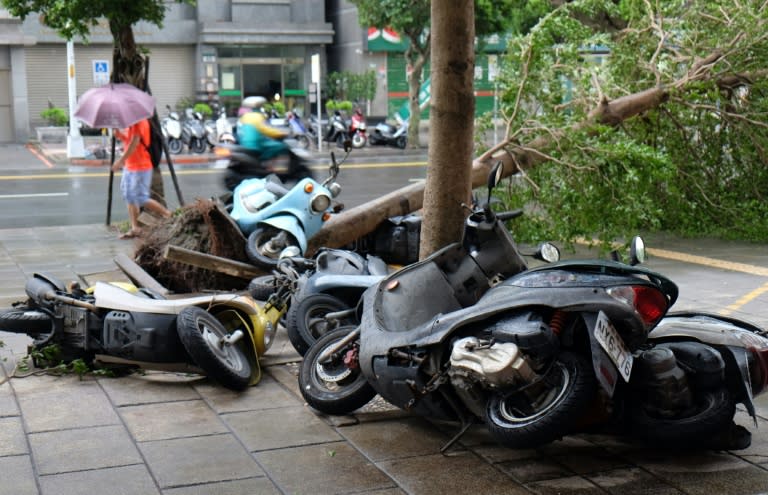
550 310 567 336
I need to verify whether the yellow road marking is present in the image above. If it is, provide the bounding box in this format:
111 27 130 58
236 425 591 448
647 247 768 277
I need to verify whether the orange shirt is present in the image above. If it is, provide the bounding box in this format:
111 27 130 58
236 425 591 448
118 120 152 172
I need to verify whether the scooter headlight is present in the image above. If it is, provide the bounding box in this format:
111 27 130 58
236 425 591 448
310 193 332 214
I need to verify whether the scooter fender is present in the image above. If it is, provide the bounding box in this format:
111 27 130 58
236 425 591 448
650 312 768 419
258 215 308 254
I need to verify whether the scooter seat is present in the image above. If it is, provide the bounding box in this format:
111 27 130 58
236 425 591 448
93 282 253 315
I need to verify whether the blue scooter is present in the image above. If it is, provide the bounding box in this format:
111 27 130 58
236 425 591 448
230 147 349 270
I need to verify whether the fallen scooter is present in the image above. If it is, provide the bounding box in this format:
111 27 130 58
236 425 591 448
0 267 296 391
299 162 768 451
229 145 349 270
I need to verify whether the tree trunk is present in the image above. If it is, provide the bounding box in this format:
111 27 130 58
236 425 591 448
419 0 475 258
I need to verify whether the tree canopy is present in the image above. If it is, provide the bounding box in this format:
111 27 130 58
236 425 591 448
479 0 768 247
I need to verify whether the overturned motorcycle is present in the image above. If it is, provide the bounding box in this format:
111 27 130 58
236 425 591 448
299 163 768 451
0 267 296 391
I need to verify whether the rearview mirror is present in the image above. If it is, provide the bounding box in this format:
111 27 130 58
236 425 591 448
629 236 646 265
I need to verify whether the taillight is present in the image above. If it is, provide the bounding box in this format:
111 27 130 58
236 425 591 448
736 331 768 395
607 285 668 327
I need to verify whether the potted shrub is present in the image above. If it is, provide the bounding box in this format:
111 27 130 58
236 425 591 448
36 107 69 143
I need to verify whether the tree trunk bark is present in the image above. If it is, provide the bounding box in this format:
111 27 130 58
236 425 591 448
405 47 426 149
419 0 475 258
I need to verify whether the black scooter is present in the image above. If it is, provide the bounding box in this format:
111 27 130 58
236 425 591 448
299 163 768 451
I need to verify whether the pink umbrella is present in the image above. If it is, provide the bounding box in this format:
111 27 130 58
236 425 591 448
74 83 156 129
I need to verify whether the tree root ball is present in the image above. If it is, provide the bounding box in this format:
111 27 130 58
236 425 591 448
134 199 252 293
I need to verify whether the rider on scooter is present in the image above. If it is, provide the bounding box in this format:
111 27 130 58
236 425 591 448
237 96 289 160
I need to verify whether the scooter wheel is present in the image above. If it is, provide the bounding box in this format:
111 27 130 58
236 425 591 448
299 326 376 415
630 387 736 446
396 136 407 149
176 306 252 391
167 138 183 155
248 275 276 301
246 227 301 270
190 138 207 154
351 133 366 148
0 307 53 336
285 293 355 356
485 352 596 449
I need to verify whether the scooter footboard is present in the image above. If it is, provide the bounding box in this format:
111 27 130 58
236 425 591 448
259 215 308 254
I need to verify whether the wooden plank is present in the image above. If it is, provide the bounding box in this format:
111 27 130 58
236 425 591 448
113 253 171 296
163 244 264 279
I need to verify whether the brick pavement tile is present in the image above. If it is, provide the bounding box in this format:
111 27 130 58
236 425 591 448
139 434 264 489
339 416 455 461
195 374 300 414
99 373 201 406
0 455 38 495
524 476 606 495
627 449 768 495
254 441 395 495
162 477 281 495
587 467 685 495
377 451 529 495
39 464 160 495
119 399 228 442
13 375 120 433
223 405 341 451
29 424 142 475
0 417 27 456
496 456 575 483
0 380 20 417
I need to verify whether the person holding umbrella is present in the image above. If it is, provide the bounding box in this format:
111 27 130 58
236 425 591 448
112 118 171 238
74 82 181 237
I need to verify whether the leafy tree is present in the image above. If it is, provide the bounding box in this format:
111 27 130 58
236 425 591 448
351 0 518 148
474 0 768 247
2 0 193 205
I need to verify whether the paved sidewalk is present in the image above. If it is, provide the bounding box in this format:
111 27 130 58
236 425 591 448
2 226 768 494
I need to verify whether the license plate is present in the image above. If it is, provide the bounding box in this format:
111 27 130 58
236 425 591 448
594 311 633 382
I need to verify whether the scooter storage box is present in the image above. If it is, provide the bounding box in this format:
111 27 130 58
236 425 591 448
373 214 421 265
102 311 187 363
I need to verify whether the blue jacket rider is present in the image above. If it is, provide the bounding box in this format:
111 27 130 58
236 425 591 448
237 96 288 159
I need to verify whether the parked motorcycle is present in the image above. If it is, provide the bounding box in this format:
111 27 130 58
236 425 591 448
349 108 367 149
205 108 236 150
229 146 348 270
299 162 768 451
369 115 408 149
0 268 296 391
324 111 350 147
161 105 183 155
182 108 208 154
284 248 389 356
286 111 311 149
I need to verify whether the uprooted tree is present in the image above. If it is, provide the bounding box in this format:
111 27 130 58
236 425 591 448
309 0 768 255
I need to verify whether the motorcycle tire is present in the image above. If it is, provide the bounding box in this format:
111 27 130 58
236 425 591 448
285 293 356 356
167 138 184 155
630 388 735 446
299 326 376 415
190 138 207 154
176 306 252 391
351 132 366 148
485 352 596 449
248 275 276 301
246 227 301 270
0 307 52 335
395 136 407 149
368 134 380 145
295 135 311 150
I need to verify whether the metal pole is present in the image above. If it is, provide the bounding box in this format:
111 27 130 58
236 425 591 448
163 139 185 206
66 41 85 158
106 135 116 226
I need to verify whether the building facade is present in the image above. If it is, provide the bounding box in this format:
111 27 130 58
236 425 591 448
0 1 333 143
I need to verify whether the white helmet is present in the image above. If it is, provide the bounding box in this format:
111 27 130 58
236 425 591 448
242 96 267 109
